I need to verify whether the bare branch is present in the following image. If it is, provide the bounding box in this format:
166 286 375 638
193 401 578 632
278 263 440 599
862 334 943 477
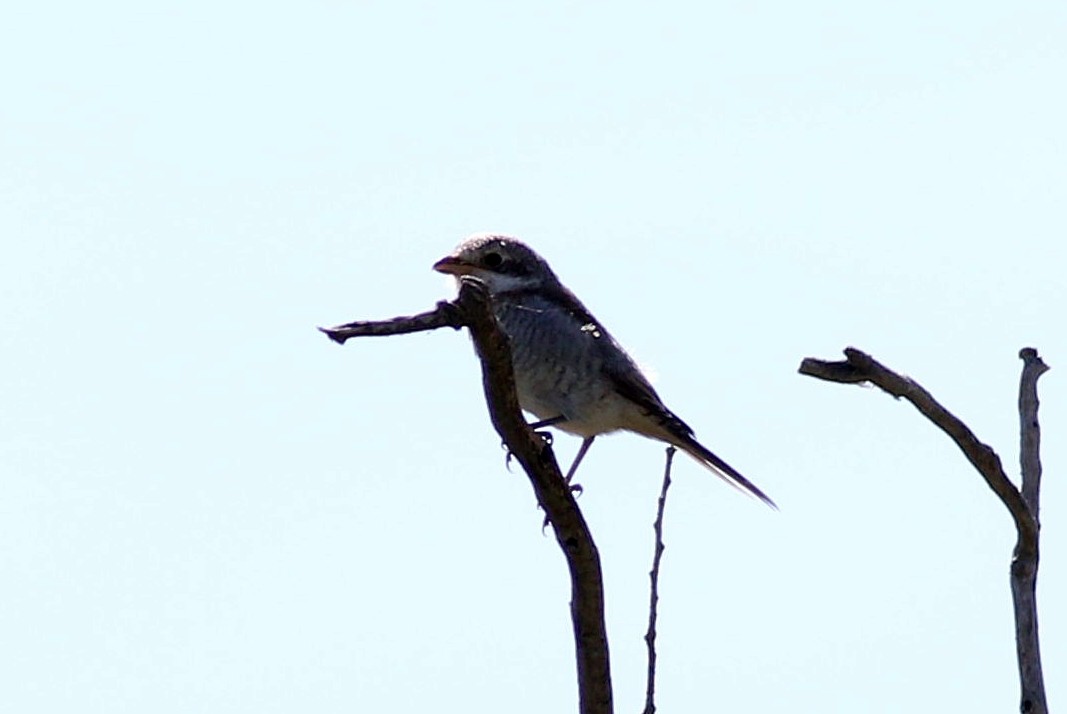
800 346 1050 714
643 446 675 714
452 278 614 714
798 347 1037 546
1012 347 1050 714
1018 348 1049 517
318 301 465 344
322 279 613 714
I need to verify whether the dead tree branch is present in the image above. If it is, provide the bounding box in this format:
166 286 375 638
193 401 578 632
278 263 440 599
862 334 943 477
799 346 1049 714
321 278 613 714
319 302 465 343
1013 347 1050 713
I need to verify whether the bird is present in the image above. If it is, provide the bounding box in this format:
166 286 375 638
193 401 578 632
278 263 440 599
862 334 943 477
433 233 776 509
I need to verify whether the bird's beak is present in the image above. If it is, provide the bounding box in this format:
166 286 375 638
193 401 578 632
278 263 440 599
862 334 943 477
432 255 472 276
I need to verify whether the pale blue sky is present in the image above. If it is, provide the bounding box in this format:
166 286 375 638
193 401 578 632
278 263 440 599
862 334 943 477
2 2 1065 712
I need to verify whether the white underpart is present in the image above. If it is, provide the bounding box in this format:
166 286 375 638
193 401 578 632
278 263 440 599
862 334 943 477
452 270 536 294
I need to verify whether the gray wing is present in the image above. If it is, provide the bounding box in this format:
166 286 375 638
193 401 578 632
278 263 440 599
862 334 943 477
502 283 696 434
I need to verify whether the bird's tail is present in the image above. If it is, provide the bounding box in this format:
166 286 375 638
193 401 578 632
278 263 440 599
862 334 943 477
672 433 778 510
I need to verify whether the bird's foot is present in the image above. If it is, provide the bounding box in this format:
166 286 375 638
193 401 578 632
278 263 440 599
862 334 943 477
539 480 583 529
502 428 554 469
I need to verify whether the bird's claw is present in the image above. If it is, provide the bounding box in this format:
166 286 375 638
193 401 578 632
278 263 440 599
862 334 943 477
539 481 582 530
502 429 553 471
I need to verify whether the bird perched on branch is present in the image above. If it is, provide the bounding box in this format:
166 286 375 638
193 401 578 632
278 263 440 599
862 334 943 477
433 233 776 509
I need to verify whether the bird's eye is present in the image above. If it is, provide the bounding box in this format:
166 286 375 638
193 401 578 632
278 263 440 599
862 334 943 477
482 252 504 269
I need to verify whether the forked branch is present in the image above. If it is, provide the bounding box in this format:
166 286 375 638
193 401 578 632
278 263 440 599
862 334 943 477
799 347 1049 714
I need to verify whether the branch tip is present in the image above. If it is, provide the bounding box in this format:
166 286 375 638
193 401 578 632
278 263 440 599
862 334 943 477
1018 347 1050 376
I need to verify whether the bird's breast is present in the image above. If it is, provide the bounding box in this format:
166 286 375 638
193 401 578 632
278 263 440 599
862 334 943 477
492 297 636 437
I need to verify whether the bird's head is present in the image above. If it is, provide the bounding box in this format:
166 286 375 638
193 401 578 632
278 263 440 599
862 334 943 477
433 233 560 294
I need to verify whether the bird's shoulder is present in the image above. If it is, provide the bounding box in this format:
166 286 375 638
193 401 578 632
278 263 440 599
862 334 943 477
495 283 612 342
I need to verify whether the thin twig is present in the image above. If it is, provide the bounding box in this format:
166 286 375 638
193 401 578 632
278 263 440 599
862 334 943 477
643 446 675 714
322 279 613 714
799 346 1049 714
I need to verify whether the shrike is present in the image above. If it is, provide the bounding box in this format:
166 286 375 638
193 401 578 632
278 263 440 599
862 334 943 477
434 233 776 509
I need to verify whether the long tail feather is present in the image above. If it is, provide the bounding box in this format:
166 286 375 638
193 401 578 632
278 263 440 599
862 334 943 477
675 434 778 510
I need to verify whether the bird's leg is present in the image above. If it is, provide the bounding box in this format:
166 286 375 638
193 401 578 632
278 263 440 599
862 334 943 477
541 434 594 529
563 436 596 493
529 415 567 431
530 416 590 493
527 415 567 445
